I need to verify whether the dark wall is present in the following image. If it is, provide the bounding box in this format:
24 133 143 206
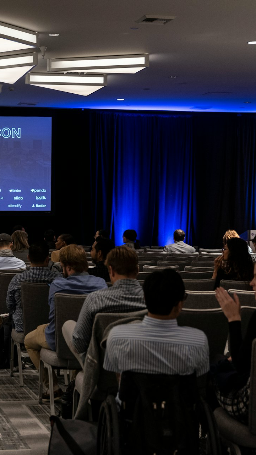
0 107 255 248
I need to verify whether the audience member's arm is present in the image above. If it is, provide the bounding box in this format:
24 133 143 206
212 255 223 280
72 295 94 354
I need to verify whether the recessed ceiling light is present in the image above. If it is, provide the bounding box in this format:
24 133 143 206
49 34 59 37
117 98 124 101
244 101 251 104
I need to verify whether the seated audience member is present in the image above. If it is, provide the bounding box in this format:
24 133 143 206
89 237 115 281
6 241 61 332
164 229 196 254
122 229 141 249
214 265 256 423
94 229 109 240
0 233 26 270
104 268 209 378
252 235 256 253
44 229 56 249
25 244 107 399
213 237 254 288
11 230 29 262
51 233 75 262
72 246 146 360
222 229 252 253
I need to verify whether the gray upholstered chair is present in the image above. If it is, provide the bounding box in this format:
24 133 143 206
138 260 156 271
179 271 213 280
143 265 179 271
183 291 219 309
177 308 229 359
157 260 188 271
62 309 147 420
228 290 256 308
0 271 23 313
183 279 215 291
214 339 256 454
39 292 87 415
199 249 222 254
138 271 154 281
220 280 252 291
184 266 214 272
10 282 50 386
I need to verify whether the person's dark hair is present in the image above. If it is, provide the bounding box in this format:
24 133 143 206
97 229 109 239
143 269 185 316
173 229 186 242
226 237 254 280
105 246 138 276
59 244 88 273
12 225 25 233
59 233 75 245
11 230 29 251
95 238 115 261
44 229 55 242
29 241 49 264
123 229 141 249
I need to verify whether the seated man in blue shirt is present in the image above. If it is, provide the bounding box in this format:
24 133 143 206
104 269 209 379
25 244 107 400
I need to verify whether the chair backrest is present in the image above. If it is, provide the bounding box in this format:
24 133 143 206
177 308 229 359
228 290 256 308
117 371 199 455
55 293 87 358
199 249 222 254
138 271 153 281
185 266 214 272
138 261 156 271
0 271 22 313
143 265 179 271
21 282 50 336
196 256 216 262
220 280 252 291
183 291 219 309
240 306 256 339
179 271 213 280
183 279 215 291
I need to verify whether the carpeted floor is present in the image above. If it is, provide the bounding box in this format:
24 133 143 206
0 364 60 455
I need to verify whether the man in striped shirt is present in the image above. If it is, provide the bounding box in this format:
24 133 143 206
72 246 146 359
104 269 209 377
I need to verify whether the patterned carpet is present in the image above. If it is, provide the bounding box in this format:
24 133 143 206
0 366 59 455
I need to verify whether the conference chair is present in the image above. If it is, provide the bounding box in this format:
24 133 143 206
143 265 179 272
157 260 188 271
220 280 252 291
183 279 215 291
185 266 214 272
62 310 147 420
0 270 23 314
179 271 213 280
138 261 156 271
228 290 255 308
196 256 217 262
138 272 154 281
39 293 87 415
190 261 216 267
199 249 222 254
214 339 256 454
177 308 229 359
10 282 50 386
183 291 219 309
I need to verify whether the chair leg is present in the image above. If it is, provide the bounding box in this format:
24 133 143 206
10 337 14 377
16 342 24 387
39 359 44 404
48 365 55 416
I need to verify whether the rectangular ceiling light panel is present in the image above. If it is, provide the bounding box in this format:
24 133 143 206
25 72 106 96
0 21 37 45
0 52 37 83
48 54 149 74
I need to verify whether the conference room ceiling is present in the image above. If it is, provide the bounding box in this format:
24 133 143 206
0 0 256 112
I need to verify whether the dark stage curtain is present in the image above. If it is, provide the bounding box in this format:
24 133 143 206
88 111 194 247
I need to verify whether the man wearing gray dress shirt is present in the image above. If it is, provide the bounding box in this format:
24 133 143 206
104 269 209 377
164 229 196 254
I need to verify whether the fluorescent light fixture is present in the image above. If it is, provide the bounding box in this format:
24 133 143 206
248 41 256 44
48 54 149 74
117 98 124 101
0 21 37 53
25 72 106 96
0 52 37 83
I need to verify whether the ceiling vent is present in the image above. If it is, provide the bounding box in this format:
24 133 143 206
136 15 175 25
